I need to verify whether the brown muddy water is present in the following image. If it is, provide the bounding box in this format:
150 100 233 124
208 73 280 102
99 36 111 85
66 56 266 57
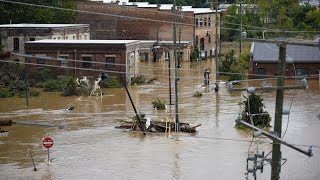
0 60 320 180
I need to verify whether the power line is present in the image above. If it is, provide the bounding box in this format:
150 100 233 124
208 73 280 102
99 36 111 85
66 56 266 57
1 0 319 36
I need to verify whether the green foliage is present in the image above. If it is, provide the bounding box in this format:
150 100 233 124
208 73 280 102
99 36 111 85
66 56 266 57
193 91 203 97
131 75 157 85
61 77 78 96
190 45 200 62
236 93 271 129
152 99 166 110
29 68 53 87
0 88 14 98
18 89 41 98
0 0 77 24
0 62 24 88
99 77 120 88
43 80 63 92
131 75 146 85
219 50 249 81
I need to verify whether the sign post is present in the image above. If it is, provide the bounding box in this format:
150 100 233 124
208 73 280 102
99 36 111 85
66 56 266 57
42 137 53 164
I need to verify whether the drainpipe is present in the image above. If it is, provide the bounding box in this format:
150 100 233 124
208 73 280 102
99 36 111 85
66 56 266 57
74 49 77 78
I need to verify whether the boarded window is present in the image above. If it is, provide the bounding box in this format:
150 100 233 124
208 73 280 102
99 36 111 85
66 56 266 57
13 38 19 50
82 56 92 68
106 57 115 69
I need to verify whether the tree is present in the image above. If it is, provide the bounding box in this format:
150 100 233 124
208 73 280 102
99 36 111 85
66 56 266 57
0 0 77 24
236 93 271 129
219 50 249 81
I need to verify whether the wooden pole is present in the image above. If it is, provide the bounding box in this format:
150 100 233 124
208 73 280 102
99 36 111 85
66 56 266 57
271 42 286 180
173 0 179 132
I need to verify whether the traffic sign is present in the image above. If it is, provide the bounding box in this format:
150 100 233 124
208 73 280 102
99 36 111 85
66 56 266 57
42 137 54 149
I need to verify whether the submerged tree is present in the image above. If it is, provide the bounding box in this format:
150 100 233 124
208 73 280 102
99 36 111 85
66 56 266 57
236 93 271 129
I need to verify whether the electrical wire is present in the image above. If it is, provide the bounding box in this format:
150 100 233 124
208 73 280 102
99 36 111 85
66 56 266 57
1 0 319 36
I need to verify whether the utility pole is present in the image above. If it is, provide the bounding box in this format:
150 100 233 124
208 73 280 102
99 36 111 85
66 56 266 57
215 0 219 79
271 42 286 180
173 0 179 132
239 1 243 54
178 4 182 68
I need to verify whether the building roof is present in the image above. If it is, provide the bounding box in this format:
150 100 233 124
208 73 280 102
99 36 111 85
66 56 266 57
0 24 89 28
26 39 140 45
251 42 320 63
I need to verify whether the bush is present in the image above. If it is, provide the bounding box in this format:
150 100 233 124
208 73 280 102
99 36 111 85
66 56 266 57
29 68 53 86
236 93 271 129
99 77 120 88
193 91 203 97
152 99 166 110
18 89 40 98
61 77 78 96
43 80 63 92
131 75 146 85
0 88 14 98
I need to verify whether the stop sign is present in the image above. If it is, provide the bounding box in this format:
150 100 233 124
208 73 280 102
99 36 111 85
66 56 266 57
42 137 54 149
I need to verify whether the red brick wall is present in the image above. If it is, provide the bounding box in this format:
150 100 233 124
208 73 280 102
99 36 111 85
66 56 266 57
75 1 194 42
251 62 320 78
25 43 127 79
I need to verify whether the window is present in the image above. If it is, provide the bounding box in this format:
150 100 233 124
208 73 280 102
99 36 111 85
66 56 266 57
200 38 204 50
13 38 19 50
85 35 87 40
65 36 68 40
199 17 203 27
59 55 69 67
35 54 46 64
296 68 308 77
80 35 82 40
208 35 211 43
106 57 115 69
73 36 76 40
165 51 170 61
208 17 211 26
195 18 198 27
204 17 207 26
82 56 92 68
257 68 266 79
29 38 35 41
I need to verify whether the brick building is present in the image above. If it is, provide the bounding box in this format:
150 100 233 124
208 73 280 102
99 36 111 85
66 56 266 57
140 40 192 62
24 40 140 82
75 1 194 42
250 42 320 79
0 24 90 61
194 9 220 58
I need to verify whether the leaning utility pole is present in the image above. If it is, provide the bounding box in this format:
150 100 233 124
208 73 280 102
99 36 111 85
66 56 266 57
173 0 179 132
271 42 286 180
215 0 219 79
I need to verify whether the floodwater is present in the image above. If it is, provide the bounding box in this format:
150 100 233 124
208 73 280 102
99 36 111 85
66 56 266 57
0 60 320 180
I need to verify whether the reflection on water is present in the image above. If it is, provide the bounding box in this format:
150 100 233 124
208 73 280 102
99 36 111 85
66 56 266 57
0 60 320 179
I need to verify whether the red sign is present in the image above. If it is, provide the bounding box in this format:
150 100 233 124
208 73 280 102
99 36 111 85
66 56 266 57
42 137 54 149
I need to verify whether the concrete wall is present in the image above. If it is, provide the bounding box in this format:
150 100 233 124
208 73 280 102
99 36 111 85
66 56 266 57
75 1 194 42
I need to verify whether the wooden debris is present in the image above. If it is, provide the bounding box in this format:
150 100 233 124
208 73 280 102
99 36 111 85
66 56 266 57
115 119 201 133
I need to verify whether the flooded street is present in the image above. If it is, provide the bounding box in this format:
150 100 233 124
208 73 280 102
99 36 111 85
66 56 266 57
0 60 320 180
